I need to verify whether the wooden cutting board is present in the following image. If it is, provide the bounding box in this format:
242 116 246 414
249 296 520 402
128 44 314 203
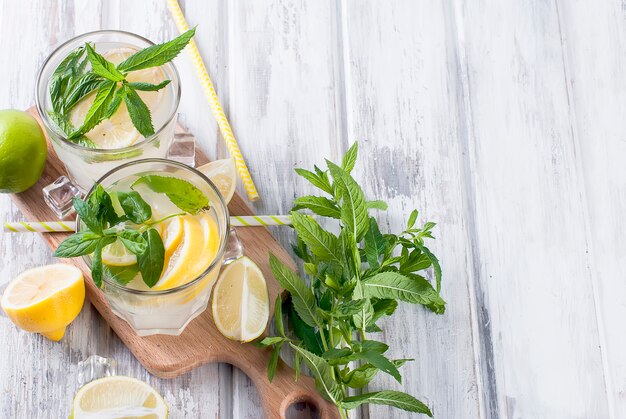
7 108 339 419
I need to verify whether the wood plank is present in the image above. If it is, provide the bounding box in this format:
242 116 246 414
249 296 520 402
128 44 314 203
453 0 610 417
556 1 626 417
8 107 339 419
341 1 481 418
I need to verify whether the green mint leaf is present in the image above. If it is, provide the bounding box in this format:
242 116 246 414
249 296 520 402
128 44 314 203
290 212 339 261
294 168 334 195
89 184 124 227
274 295 286 338
292 196 340 219
287 299 324 356
117 27 196 73
50 47 86 111
322 348 353 364
117 191 152 224
91 237 117 288
269 254 319 328
132 175 210 214
63 72 104 113
327 161 369 242
415 243 442 293
118 230 148 255
334 298 366 317
366 200 388 210
53 231 103 258
104 86 126 120
362 272 445 313
103 264 140 286
400 251 431 274
128 80 171 91
69 80 117 139
137 229 165 287
267 341 284 382
341 142 358 174
85 43 125 81
359 351 402 383
407 209 418 229
73 196 103 234
342 359 410 389
122 83 154 137
370 299 398 326
342 391 432 416
254 336 285 348
289 344 343 404
360 340 389 354
363 216 386 268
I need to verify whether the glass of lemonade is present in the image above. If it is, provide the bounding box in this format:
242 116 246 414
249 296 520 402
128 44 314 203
82 159 239 336
35 31 181 192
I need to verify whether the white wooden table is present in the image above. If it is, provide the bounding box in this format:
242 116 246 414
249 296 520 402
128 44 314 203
1 1 624 418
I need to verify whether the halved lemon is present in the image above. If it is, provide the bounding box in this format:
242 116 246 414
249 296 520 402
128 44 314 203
212 257 269 342
1 264 84 341
102 239 137 267
197 158 237 204
70 376 167 419
69 47 167 149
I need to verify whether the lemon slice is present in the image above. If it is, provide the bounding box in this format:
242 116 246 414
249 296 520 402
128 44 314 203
151 215 205 291
159 216 184 260
70 376 167 419
212 257 269 342
1 264 84 341
102 239 137 267
69 47 167 149
197 158 237 204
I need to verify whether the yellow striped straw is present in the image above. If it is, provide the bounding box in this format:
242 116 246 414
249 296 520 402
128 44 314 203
3 216 292 233
167 0 260 201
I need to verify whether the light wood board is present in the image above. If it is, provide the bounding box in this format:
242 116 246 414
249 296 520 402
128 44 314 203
8 108 339 419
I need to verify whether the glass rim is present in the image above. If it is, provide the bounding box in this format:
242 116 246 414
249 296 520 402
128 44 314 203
35 29 182 154
79 158 231 296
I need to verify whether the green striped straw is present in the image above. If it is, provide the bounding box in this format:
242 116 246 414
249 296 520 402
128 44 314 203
3 215 292 233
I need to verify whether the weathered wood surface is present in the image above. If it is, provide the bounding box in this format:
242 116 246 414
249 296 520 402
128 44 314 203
0 0 624 418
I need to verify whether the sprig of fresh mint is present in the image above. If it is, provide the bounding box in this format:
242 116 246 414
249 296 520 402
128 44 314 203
49 28 196 145
53 175 209 288
256 142 444 417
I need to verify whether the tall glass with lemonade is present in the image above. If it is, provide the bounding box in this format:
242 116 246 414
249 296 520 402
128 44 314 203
35 30 185 191
81 159 238 336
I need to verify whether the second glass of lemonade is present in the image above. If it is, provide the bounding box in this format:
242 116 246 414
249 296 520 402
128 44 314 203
83 159 239 336
36 31 181 191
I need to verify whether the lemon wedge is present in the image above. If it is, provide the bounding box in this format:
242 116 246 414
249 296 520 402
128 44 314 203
1 264 85 341
212 257 269 342
102 239 137 267
70 376 167 419
197 158 237 204
69 47 167 149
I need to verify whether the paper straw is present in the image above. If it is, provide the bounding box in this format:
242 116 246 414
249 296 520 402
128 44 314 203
167 0 260 202
3 216 292 233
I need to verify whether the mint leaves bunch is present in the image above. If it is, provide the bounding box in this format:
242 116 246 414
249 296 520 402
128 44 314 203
53 175 209 288
49 28 196 147
257 143 444 417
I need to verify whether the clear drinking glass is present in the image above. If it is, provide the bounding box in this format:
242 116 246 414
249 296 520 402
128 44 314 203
81 159 241 336
35 30 181 192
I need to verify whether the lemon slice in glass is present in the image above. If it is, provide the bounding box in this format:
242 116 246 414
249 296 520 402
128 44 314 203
70 376 167 419
102 239 137 267
197 158 237 204
69 48 167 149
212 257 269 342
1 264 84 341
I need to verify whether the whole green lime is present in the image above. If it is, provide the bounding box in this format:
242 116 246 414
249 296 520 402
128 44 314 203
0 110 47 193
